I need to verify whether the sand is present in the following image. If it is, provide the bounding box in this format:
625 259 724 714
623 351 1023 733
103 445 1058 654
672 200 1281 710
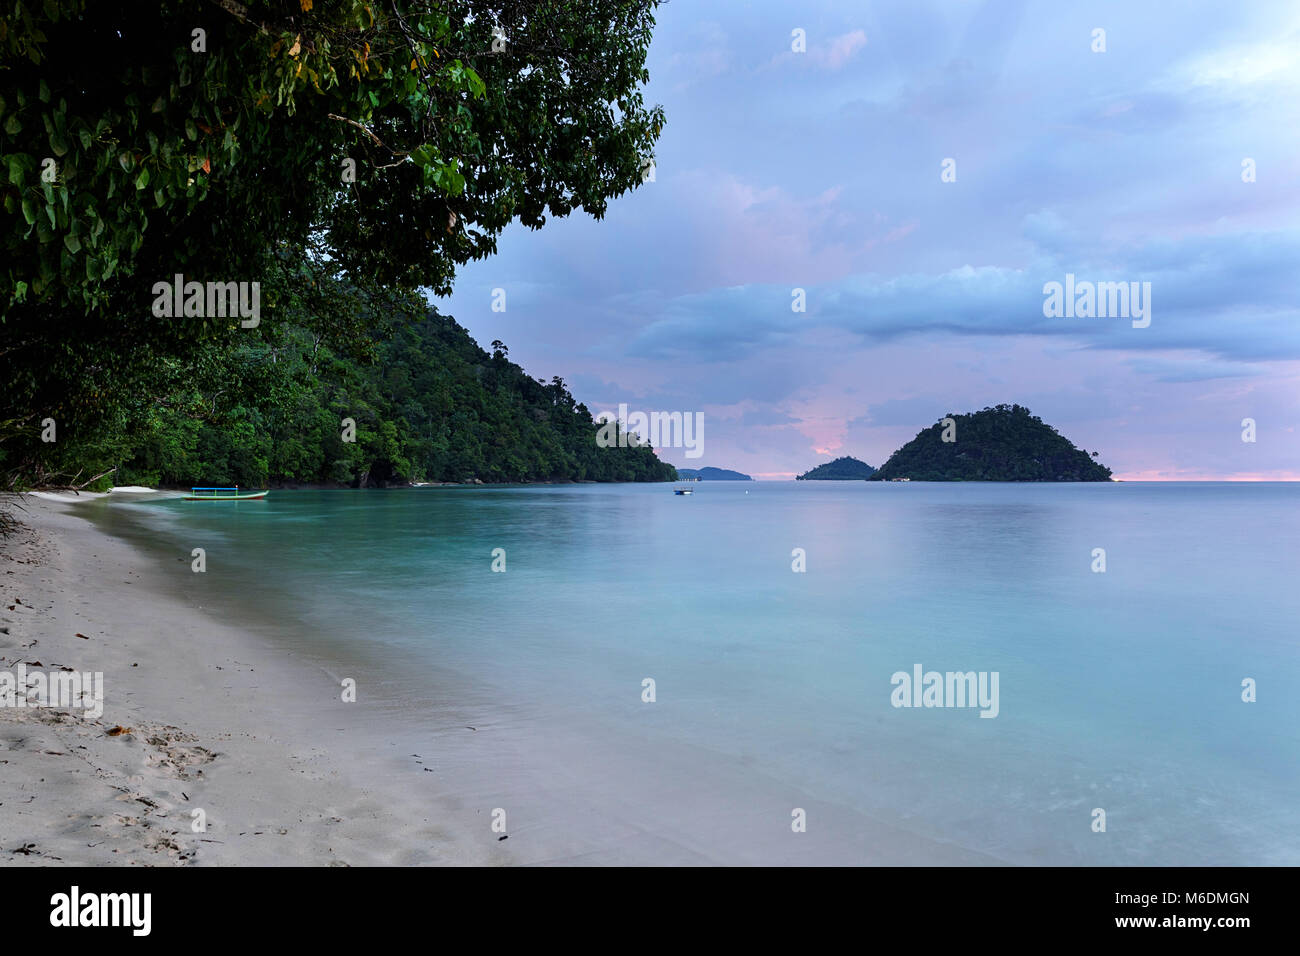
0 494 502 866
1 493 1001 867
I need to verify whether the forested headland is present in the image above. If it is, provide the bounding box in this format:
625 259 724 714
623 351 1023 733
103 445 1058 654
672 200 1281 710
103 307 674 488
1 1 673 496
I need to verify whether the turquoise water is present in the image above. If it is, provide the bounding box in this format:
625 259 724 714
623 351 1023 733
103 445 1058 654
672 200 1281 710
108 482 1300 864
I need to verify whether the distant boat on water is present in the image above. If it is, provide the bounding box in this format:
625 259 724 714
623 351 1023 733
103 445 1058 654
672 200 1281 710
184 486 268 501
674 486 694 495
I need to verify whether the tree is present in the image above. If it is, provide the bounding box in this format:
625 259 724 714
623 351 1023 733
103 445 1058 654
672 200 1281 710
1 0 664 484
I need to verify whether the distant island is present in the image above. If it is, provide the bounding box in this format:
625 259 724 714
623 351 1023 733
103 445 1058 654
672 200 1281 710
796 456 877 480
676 467 753 481
869 404 1112 481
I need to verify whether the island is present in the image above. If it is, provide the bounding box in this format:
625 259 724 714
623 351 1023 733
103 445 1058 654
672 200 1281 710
796 456 877 480
868 404 1112 481
675 467 753 481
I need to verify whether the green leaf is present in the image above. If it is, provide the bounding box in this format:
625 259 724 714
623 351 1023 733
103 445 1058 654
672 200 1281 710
38 79 51 103
185 118 197 141
409 144 437 168
464 67 486 99
4 114 21 135
135 167 150 189
63 233 81 254
21 198 37 225
431 161 465 196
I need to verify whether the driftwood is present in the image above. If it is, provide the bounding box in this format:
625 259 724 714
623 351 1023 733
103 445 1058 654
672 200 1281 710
1 465 118 536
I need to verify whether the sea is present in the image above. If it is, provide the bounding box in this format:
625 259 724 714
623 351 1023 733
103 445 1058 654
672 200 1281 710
95 481 1300 865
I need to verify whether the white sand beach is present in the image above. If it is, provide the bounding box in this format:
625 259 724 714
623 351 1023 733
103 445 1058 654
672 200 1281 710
0 494 503 866
1 492 1009 867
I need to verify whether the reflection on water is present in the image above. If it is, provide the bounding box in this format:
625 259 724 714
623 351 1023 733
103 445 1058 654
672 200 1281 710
96 482 1300 864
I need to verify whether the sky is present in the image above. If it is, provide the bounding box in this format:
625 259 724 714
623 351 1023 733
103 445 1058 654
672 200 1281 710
435 0 1300 480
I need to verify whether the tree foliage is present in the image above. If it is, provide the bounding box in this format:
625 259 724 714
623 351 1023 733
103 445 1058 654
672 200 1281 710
3 0 662 308
23 290 675 489
1 0 664 484
796 456 875 480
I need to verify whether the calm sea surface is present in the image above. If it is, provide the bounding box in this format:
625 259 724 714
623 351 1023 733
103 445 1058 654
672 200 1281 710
100 482 1300 864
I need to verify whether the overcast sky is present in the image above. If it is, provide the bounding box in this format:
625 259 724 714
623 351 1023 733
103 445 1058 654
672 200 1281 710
435 0 1300 480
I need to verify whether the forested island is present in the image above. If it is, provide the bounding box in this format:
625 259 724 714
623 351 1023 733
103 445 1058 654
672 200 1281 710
869 405 1112 481
676 467 752 481
797 456 877 480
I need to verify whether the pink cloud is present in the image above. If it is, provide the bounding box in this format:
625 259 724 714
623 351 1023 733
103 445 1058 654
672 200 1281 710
763 28 868 72
820 29 868 70
673 171 915 287
1114 469 1300 481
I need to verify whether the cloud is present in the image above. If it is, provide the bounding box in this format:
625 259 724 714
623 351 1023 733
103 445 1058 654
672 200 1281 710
854 397 953 428
437 0 1300 480
1124 357 1262 383
1163 23 1300 95
764 27 868 72
622 227 1300 364
819 29 868 69
662 20 732 92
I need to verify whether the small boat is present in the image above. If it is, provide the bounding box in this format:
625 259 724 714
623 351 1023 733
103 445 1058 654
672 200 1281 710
184 486 268 501
674 487 693 495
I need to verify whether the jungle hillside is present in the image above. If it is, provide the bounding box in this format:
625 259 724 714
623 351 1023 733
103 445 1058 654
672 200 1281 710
1 1 671 494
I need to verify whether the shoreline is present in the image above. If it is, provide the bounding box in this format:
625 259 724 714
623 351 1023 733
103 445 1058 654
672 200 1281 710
2 491 1008 866
0 494 504 866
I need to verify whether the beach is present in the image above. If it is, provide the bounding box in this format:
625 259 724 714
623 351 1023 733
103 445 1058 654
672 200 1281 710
3 483 1295 867
0 493 501 866
0 489 1010 867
